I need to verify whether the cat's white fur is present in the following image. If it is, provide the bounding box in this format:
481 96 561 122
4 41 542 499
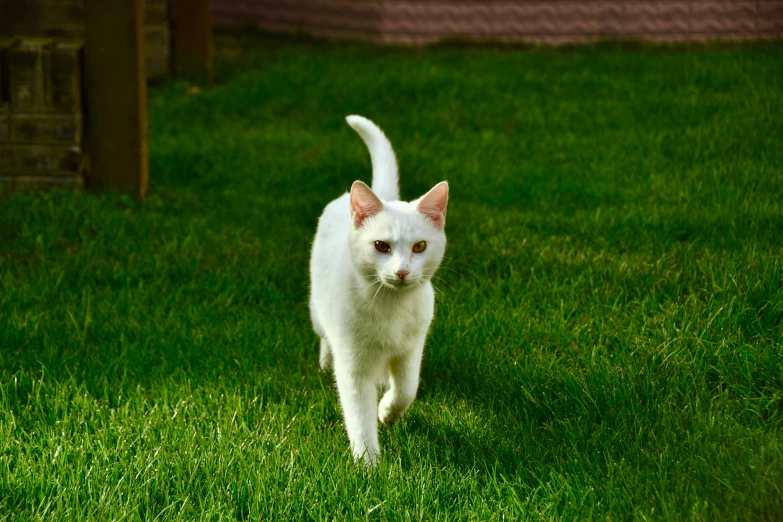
309 115 449 466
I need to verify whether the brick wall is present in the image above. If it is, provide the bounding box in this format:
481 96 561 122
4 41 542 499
211 0 783 45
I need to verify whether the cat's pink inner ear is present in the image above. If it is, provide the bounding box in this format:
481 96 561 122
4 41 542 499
417 181 449 229
350 181 383 228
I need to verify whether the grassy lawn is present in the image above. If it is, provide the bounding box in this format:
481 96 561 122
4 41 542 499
1 32 782 520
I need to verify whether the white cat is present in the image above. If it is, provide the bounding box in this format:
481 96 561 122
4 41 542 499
309 115 449 466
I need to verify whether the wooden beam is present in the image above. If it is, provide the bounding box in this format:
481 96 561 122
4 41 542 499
83 0 148 197
173 0 213 81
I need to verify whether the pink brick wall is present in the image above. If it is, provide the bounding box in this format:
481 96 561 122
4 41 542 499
211 0 783 45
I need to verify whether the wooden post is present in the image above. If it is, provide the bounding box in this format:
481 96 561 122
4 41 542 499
83 0 148 197
173 0 213 81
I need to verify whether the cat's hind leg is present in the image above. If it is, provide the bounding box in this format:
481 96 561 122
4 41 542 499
319 338 333 371
310 298 332 371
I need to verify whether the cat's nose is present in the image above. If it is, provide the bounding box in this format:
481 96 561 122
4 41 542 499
395 270 410 280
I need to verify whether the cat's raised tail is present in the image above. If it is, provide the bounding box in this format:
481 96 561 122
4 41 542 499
346 115 400 202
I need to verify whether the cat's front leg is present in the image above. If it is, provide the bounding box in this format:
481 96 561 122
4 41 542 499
378 341 424 426
333 359 380 466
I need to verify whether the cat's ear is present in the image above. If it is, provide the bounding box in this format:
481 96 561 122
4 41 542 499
417 181 449 229
350 180 383 228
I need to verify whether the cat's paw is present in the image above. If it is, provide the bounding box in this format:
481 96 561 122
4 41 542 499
352 444 380 467
378 395 404 426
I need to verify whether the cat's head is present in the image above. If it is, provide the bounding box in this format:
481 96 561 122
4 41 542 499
348 181 449 290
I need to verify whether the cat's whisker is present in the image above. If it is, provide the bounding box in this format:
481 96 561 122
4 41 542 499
360 281 385 305
369 278 388 307
429 274 454 290
430 282 448 303
349 278 384 302
357 277 382 290
435 265 459 275
364 278 383 290
436 256 460 273
423 269 453 289
370 286 382 307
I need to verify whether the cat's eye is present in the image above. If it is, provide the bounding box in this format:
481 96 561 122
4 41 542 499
412 241 427 253
375 241 391 253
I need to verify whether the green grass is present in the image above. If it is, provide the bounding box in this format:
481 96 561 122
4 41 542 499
2 32 782 520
